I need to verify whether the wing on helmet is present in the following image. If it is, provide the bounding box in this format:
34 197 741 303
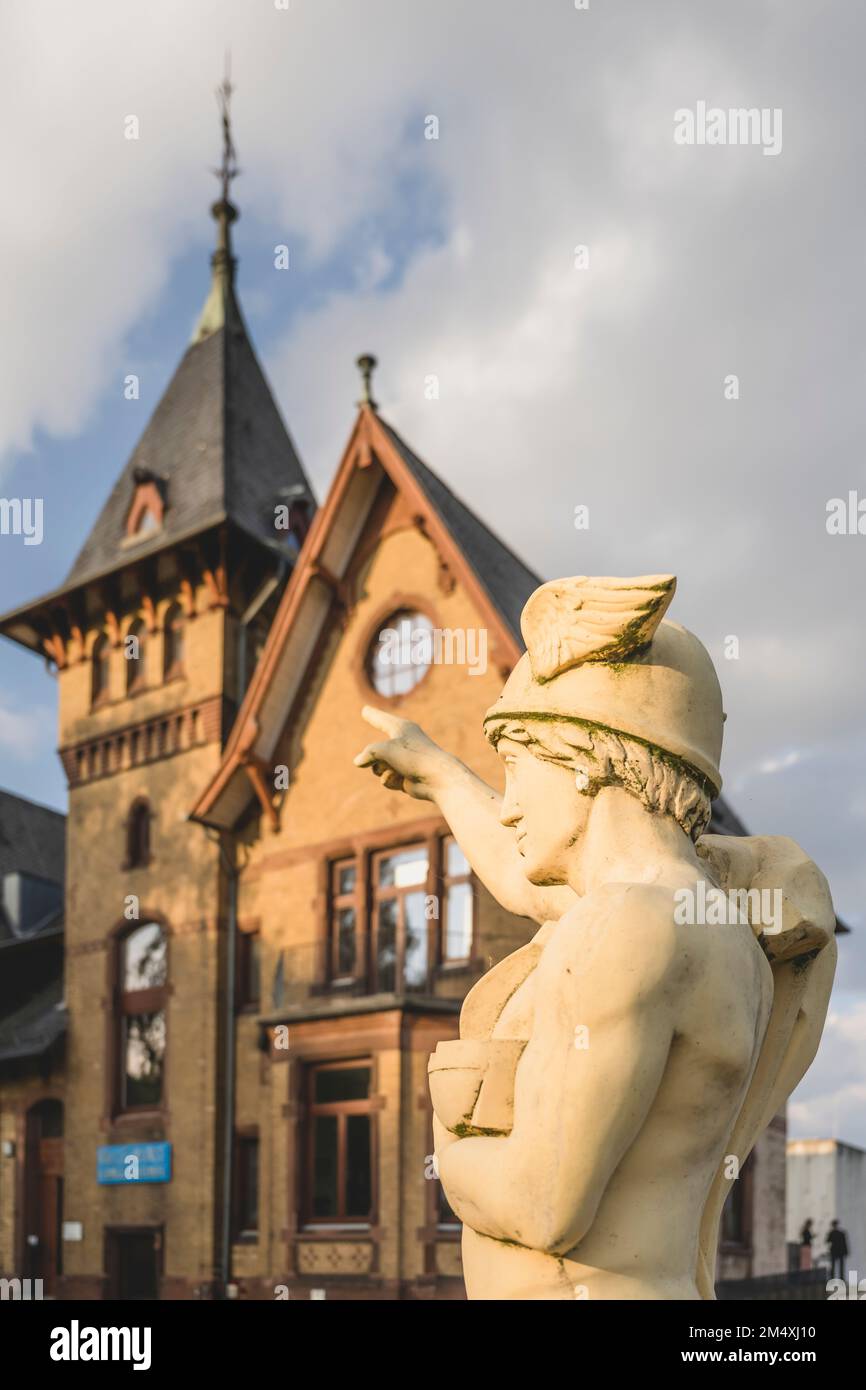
521 574 677 682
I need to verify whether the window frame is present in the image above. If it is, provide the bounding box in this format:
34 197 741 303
301 1059 376 1230
370 841 432 994
113 921 169 1117
232 1129 260 1242
323 833 476 995
438 834 476 966
327 857 361 986
236 925 261 1012
123 798 152 871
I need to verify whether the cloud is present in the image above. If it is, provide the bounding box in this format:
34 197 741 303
0 700 49 759
789 997 866 1149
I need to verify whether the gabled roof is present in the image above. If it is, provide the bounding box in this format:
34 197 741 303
378 421 540 647
190 402 540 829
0 975 66 1064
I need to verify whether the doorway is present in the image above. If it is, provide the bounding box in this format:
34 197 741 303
105 1227 162 1300
23 1099 63 1296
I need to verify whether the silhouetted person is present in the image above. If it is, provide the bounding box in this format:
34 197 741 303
799 1218 814 1271
826 1220 848 1279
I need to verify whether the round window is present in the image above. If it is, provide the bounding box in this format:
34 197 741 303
367 610 434 698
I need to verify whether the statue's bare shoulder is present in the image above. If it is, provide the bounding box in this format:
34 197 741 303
541 881 702 1012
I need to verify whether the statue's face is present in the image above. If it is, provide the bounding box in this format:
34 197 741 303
497 736 592 886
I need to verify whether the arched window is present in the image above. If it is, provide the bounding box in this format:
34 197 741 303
163 603 185 679
125 799 152 869
118 922 167 1111
91 633 111 706
126 619 147 694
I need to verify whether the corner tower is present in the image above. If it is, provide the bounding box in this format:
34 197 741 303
0 91 313 1299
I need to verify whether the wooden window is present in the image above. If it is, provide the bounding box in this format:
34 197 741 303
303 1062 374 1226
233 1132 259 1239
372 843 429 992
91 634 111 706
440 836 474 963
163 603 185 679
329 859 359 983
237 927 261 1010
117 923 167 1111
124 799 152 870
125 619 147 694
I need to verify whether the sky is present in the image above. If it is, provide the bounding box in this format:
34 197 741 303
0 0 863 1144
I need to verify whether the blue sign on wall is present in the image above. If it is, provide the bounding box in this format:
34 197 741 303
97 1142 172 1185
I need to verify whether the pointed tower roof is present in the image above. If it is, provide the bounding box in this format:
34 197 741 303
0 86 313 655
65 187 311 589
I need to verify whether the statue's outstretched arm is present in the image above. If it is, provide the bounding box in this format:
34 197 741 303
354 705 575 925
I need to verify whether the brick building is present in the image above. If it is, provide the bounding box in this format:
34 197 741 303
0 177 833 1300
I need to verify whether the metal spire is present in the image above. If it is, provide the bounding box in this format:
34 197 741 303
191 58 241 345
213 55 240 207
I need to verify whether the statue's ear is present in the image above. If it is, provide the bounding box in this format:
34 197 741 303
521 575 676 682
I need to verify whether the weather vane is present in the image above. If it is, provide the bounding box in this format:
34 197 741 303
213 54 240 205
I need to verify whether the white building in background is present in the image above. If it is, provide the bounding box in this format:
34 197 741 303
787 1139 866 1277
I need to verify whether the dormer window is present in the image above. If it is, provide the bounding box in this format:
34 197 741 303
135 507 160 537
125 469 166 541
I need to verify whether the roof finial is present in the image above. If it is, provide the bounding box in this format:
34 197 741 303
191 57 241 344
214 54 240 208
209 54 240 281
356 353 378 409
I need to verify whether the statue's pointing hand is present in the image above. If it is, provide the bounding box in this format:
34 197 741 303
353 705 453 802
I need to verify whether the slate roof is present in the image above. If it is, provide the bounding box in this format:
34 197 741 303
65 288 313 589
0 976 66 1063
380 419 540 647
0 790 65 886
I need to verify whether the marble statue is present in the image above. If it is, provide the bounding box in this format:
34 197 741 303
355 575 837 1299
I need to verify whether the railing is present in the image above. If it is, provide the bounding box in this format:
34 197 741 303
264 936 483 1013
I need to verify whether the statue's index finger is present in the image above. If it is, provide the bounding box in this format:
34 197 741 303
361 704 406 739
